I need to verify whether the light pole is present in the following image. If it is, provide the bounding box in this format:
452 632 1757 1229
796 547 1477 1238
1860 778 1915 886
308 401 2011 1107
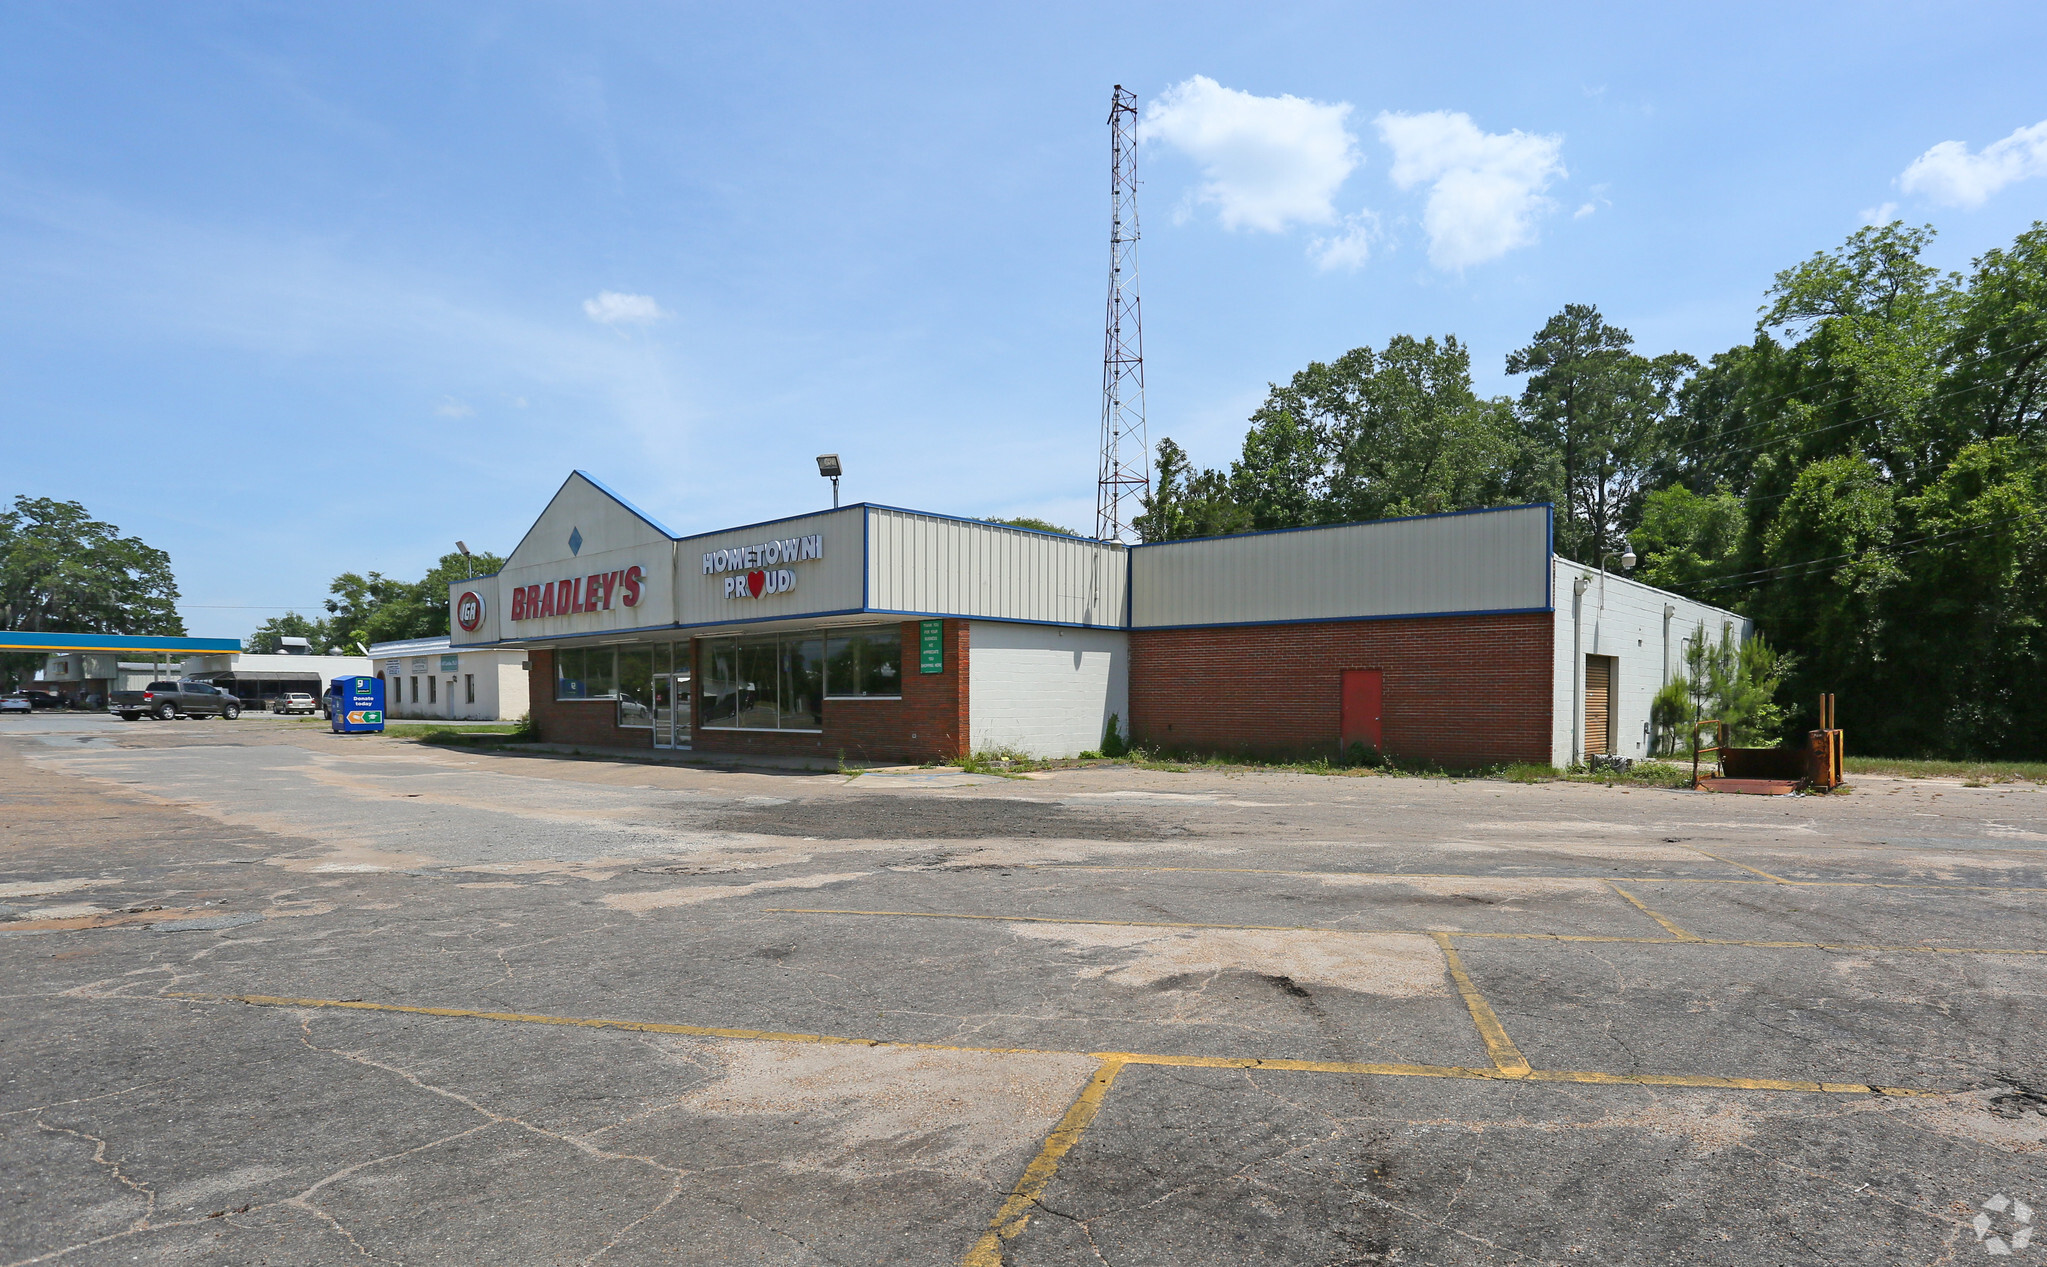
455 541 473 580
816 454 842 509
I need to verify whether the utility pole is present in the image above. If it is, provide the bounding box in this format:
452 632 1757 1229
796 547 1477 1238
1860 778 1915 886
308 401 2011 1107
1096 85 1149 542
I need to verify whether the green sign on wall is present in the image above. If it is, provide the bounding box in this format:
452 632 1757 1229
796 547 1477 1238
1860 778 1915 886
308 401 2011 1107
919 620 943 674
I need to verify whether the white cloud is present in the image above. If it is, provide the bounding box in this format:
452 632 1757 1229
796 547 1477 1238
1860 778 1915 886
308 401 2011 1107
1375 111 1565 270
1138 76 1359 233
582 290 667 324
434 397 474 418
1899 119 2047 208
1309 211 1379 270
1861 201 1899 225
1574 202 1596 219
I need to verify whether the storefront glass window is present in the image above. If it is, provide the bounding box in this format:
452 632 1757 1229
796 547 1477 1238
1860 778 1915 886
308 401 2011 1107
825 627 903 698
735 639 780 728
698 625 898 730
556 647 619 700
554 648 586 699
617 648 654 727
701 640 738 725
785 637 824 728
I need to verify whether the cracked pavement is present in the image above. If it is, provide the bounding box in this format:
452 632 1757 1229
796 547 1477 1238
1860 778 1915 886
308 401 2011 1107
3 712 2046 1264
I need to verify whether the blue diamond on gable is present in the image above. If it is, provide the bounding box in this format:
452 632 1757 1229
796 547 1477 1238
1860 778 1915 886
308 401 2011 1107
568 527 583 557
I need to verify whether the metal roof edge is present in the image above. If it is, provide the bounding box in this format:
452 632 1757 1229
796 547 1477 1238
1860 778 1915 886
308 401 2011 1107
1128 501 1555 550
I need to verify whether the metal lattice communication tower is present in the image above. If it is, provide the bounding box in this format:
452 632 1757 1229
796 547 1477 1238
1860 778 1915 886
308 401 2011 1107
1096 84 1149 542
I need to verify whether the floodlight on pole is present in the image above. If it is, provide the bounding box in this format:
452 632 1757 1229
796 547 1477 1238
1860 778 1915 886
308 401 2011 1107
816 454 841 508
455 541 473 579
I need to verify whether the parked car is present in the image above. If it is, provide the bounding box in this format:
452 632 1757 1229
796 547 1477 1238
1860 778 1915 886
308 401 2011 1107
20 689 63 710
271 692 318 715
107 681 242 721
0 694 33 715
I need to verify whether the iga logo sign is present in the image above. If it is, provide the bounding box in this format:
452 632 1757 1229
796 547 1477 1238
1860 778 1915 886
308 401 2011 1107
509 565 644 622
704 534 822 602
455 590 487 633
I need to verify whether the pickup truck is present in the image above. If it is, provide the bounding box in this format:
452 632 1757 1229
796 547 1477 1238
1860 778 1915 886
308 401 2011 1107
108 681 242 722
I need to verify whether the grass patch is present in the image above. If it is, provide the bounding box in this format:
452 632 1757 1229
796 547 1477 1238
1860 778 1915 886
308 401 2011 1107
385 722 528 746
1843 756 2047 783
957 746 1046 777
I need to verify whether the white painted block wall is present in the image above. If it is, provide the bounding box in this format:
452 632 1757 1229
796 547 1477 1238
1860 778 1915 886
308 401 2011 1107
967 621 1130 758
1550 557 1749 768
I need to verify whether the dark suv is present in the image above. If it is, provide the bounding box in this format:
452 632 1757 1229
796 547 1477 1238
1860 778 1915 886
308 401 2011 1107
108 681 242 721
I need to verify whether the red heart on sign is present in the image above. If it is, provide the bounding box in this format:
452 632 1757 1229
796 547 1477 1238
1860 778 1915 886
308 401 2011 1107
747 569 766 597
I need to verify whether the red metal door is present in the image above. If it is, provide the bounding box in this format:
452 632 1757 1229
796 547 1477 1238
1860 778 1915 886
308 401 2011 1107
1341 669 1383 752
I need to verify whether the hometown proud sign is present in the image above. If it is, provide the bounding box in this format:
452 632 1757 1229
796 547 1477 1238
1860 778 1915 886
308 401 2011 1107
702 533 824 601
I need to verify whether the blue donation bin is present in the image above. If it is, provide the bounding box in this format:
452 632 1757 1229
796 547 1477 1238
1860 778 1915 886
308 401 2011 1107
328 675 385 734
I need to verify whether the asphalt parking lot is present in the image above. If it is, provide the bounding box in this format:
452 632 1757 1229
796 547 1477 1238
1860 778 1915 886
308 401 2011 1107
4 713 2046 1266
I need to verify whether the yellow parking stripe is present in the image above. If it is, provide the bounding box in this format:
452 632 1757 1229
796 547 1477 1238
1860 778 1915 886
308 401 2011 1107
1429 933 1531 1078
962 1058 1125 1266
1607 883 1703 941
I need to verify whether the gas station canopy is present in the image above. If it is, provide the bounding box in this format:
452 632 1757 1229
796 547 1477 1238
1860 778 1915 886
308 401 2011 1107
0 632 241 655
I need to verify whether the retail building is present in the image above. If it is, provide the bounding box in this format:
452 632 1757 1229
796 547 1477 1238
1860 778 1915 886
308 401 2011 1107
448 472 1744 768
367 635 531 721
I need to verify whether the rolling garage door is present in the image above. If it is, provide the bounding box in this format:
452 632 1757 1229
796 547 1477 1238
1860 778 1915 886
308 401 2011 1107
1584 655 1614 756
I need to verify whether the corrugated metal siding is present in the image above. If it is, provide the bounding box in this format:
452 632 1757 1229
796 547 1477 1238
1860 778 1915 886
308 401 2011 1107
866 510 1129 628
1131 505 1551 629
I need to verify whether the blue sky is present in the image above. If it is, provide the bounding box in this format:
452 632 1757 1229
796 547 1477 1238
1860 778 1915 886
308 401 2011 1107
5 2 2046 639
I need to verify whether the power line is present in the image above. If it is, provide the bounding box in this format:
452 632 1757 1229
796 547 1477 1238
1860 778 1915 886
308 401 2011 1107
1677 508 2042 594
1669 333 2047 468
1664 317 2047 450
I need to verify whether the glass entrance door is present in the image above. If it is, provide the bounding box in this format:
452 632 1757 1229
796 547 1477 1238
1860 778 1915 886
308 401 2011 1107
652 674 691 749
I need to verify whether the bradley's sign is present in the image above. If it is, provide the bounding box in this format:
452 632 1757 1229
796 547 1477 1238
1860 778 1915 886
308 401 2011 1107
509 566 645 622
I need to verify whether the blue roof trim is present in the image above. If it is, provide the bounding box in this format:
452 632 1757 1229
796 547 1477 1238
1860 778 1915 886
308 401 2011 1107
574 470 682 539
1131 604 1555 633
1126 501 1555 550
506 472 680 567
1544 505 1554 612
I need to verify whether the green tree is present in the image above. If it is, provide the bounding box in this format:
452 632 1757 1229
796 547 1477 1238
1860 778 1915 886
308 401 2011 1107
1234 335 1518 528
247 611 332 654
1632 484 1745 594
1659 625 1795 756
1133 439 1252 542
0 496 182 687
1885 438 2047 755
1507 304 1695 562
322 550 505 650
1759 222 1960 487
0 496 183 636
986 517 1080 536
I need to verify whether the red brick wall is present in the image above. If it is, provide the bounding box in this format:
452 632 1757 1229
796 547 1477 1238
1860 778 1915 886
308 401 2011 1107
528 649 652 749
1129 612 1553 767
690 619 970 764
